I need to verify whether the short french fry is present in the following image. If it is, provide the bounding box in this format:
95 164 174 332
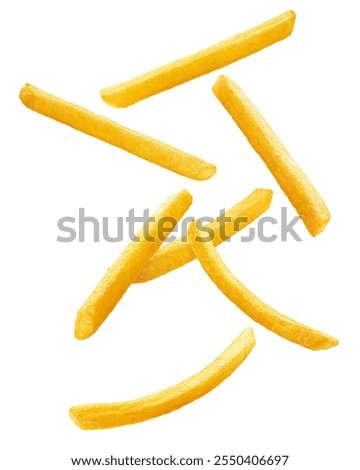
19 84 216 181
70 327 255 429
188 221 338 351
212 75 330 236
135 188 273 283
101 11 296 108
75 190 192 340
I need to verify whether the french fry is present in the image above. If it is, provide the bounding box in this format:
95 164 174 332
70 327 255 429
19 84 216 181
206 190 273 246
101 11 296 108
188 221 338 350
135 188 273 283
212 75 330 236
75 190 192 340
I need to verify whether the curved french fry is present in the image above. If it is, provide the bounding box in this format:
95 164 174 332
136 188 273 283
75 190 192 340
70 327 255 429
188 221 338 350
212 75 330 236
19 84 216 181
101 11 296 108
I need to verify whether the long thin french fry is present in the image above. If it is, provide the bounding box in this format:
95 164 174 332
75 190 192 340
212 75 330 236
188 221 338 351
135 188 272 283
19 84 216 181
101 11 296 108
70 327 255 429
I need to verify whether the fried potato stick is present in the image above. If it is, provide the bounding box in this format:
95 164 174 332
19 84 216 180
213 75 330 236
75 190 192 340
135 188 272 283
70 327 255 429
188 221 338 351
101 11 296 107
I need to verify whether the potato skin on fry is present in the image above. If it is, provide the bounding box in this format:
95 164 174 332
188 221 338 351
101 11 296 107
135 188 273 283
75 190 192 340
19 84 216 181
70 327 255 429
212 75 330 236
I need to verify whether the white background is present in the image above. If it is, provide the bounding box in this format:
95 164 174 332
1 1 359 468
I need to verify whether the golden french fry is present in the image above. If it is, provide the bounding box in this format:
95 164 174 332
75 190 192 340
188 221 338 350
101 11 296 108
135 188 273 283
19 84 216 181
70 327 255 429
212 75 330 236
